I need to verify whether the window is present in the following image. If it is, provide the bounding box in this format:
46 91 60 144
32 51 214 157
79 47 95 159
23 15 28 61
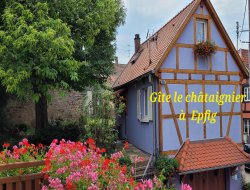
137 86 152 122
244 120 250 135
196 19 207 42
244 87 250 102
144 88 148 117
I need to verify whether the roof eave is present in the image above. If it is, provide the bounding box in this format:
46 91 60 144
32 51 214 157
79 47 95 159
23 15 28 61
179 161 250 175
112 70 155 90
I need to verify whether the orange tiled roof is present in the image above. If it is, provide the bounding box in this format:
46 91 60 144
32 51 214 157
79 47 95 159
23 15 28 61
108 64 126 85
113 0 199 88
175 137 250 174
238 49 249 69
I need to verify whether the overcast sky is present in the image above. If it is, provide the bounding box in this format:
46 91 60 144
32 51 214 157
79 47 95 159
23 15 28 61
116 0 249 64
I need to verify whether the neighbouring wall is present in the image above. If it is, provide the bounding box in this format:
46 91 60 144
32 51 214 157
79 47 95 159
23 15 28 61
3 90 84 128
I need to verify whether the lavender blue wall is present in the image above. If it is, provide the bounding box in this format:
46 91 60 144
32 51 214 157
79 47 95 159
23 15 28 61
160 5 243 152
120 77 159 154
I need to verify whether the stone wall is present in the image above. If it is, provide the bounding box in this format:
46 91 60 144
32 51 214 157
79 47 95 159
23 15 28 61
3 90 84 127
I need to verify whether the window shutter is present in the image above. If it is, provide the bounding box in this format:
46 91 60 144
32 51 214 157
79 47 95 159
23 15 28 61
137 89 141 120
148 86 153 120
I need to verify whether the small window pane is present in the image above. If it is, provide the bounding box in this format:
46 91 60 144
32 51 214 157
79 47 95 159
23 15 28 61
196 20 207 42
244 87 250 101
244 120 250 135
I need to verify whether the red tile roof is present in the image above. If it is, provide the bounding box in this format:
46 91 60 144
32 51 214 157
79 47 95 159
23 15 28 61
238 49 249 69
113 0 249 89
113 0 199 88
108 64 126 85
175 137 250 174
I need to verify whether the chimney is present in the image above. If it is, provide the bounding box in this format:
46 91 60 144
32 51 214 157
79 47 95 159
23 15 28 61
134 34 141 53
115 56 118 64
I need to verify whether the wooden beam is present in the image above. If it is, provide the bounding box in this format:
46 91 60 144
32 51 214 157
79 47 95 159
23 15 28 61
175 43 228 52
162 79 240 85
194 13 211 20
208 16 211 40
154 0 201 72
164 84 183 144
176 47 179 70
159 68 240 76
203 84 206 139
175 43 194 48
194 16 197 44
209 56 212 72
204 0 248 78
226 85 239 136
194 53 198 70
163 112 242 119
241 83 244 143
219 84 222 137
185 83 189 138
158 80 163 152
0 161 44 171
200 3 204 14
161 150 178 155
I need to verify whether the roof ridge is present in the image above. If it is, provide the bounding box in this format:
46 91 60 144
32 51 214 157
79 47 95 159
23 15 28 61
179 139 190 171
225 136 250 158
138 0 197 48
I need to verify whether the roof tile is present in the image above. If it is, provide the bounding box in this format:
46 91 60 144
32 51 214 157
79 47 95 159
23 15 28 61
113 0 198 88
175 137 250 174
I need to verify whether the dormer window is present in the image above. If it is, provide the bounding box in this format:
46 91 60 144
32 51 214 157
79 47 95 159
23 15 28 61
196 19 207 42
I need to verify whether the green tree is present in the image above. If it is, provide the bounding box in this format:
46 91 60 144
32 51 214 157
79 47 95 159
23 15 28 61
0 0 125 131
47 0 126 88
0 1 80 131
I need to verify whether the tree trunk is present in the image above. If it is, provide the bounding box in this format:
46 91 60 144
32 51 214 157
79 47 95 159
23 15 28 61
35 95 48 133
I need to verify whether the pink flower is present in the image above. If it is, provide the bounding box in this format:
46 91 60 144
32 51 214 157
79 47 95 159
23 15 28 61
133 156 144 164
181 183 192 190
48 177 63 190
87 184 99 190
131 166 135 175
41 186 48 190
111 151 123 160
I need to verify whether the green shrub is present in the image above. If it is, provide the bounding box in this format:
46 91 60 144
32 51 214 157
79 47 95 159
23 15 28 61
80 84 125 153
155 155 179 176
243 183 250 190
119 155 132 168
30 120 80 145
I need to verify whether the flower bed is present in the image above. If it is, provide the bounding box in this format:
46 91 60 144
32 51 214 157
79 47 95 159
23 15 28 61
0 139 46 177
0 139 192 190
42 138 163 190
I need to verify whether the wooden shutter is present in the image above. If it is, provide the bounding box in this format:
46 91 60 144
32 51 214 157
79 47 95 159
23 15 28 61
147 86 153 120
137 89 141 120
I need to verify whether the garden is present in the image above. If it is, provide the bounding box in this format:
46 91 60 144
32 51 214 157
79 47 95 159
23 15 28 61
0 138 192 190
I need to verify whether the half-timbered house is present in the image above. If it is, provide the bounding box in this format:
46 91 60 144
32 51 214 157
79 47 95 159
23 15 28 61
113 0 250 189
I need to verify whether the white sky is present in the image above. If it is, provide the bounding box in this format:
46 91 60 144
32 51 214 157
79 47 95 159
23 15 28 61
116 0 249 64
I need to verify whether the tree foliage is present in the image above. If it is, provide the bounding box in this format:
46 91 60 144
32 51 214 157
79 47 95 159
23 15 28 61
0 0 125 130
0 1 80 101
47 0 126 88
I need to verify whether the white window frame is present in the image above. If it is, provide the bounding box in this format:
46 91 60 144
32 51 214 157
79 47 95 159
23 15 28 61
143 88 148 118
196 19 207 43
137 86 153 122
244 119 250 135
244 87 250 102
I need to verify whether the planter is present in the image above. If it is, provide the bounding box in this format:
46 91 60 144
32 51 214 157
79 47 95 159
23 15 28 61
194 40 217 57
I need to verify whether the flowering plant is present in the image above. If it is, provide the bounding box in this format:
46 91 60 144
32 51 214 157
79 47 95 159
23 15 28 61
194 40 217 57
0 139 46 177
42 138 163 190
181 183 192 190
